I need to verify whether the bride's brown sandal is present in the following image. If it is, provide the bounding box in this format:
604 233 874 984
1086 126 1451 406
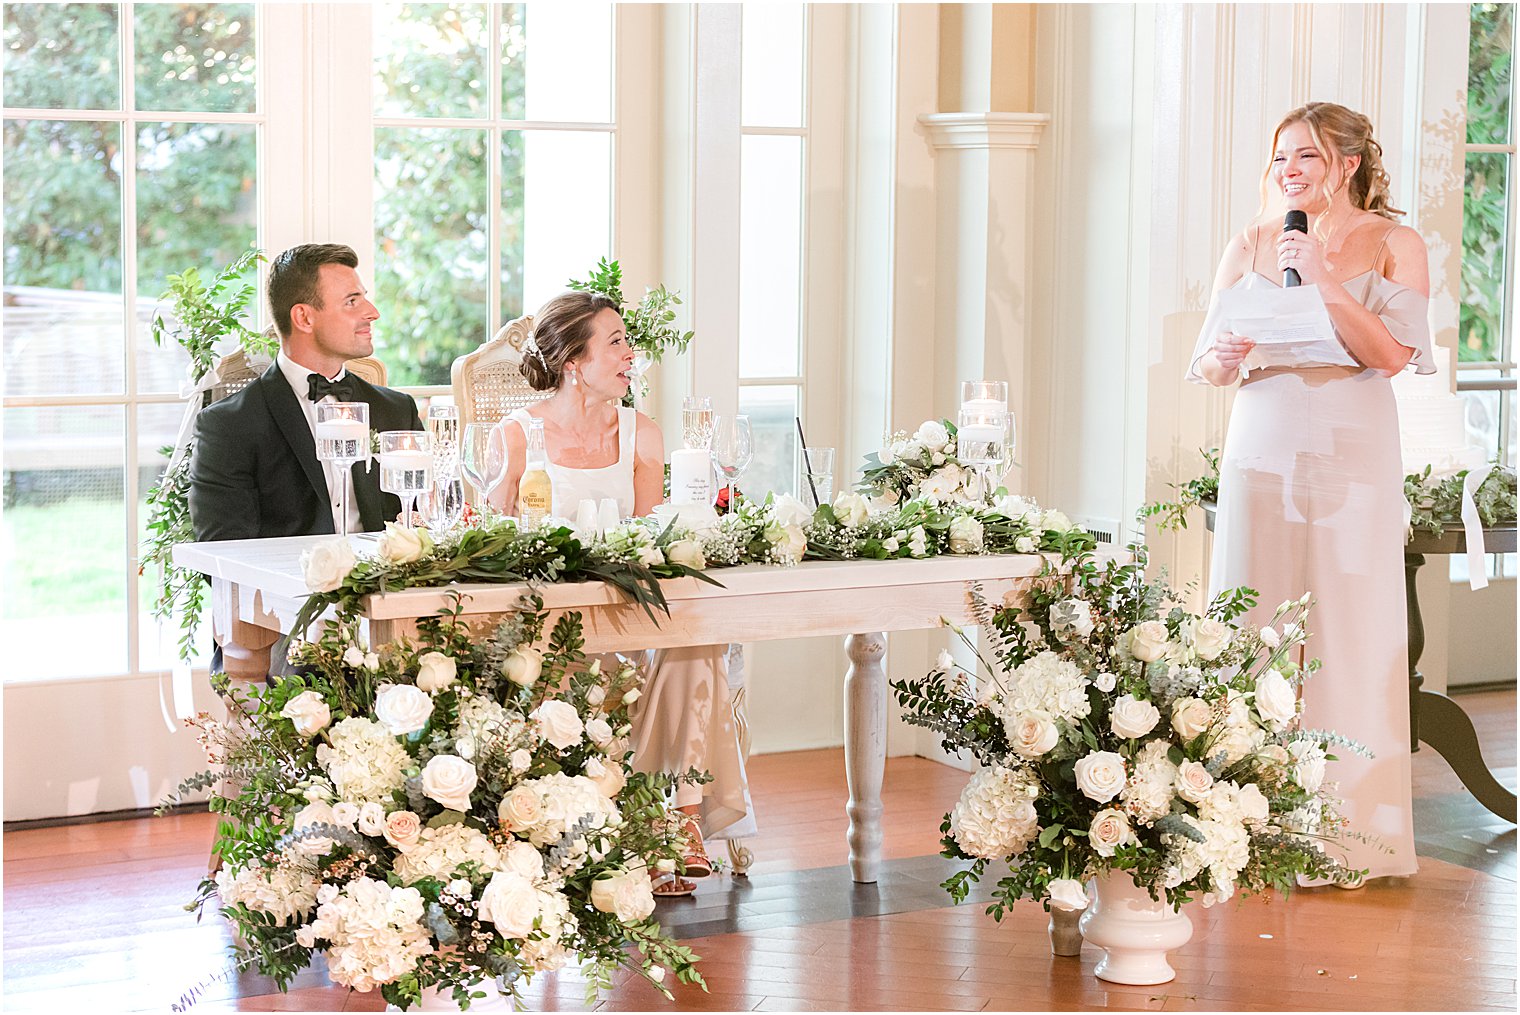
678 816 713 879
652 872 696 898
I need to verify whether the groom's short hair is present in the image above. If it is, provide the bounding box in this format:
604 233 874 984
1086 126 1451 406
268 243 359 338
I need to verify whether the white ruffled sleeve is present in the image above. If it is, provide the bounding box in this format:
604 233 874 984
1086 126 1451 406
1368 277 1436 375
1184 292 1229 385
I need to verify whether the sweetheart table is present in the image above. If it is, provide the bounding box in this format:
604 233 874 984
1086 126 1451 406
175 534 1094 882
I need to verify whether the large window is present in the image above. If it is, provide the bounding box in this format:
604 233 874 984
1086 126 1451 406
3 2 260 681
1461 1 1516 468
737 3 809 501
371 2 615 387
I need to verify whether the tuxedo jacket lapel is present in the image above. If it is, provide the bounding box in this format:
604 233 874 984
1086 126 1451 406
351 458 384 530
260 364 331 509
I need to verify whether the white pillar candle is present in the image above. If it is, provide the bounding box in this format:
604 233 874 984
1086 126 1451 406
960 397 1007 417
378 449 432 471
958 423 1005 443
315 418 367 441
669 447 713 506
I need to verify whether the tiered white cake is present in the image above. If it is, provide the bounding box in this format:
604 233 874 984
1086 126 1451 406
1392 342 1487 478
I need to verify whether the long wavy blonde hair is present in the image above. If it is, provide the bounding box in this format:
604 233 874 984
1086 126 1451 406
1259 102 1404 223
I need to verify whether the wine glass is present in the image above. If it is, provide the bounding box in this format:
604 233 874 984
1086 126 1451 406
461 422 506 508
682 395 714 450
314 402 369 538
379 430 432 530
710 413 753 511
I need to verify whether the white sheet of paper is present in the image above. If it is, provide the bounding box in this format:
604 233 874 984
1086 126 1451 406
1216 284 1359 371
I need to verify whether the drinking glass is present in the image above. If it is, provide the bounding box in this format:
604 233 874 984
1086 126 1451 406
682 395 714 450
960 379 1009 416
461 422 505 507
421 476 465 532
957 407 1007 503
710 413 753 511
426 403 460 480
799 446 836 511
379 430 432 529
314 402 369 538
628 348 654 379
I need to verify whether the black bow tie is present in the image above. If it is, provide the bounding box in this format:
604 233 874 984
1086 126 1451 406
307 372 357 402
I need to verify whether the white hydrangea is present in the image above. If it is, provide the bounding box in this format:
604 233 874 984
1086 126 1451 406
456 697 526 755
294 878 433 992
315 717 412 804
215 852 320 925
510 773 622 867
948 765 1040 859
1119 739 1177 823
1002 651 1092 724
392 822 505 885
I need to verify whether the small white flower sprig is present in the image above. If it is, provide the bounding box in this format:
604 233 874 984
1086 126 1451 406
891 543 1372 923
163 593 705 1010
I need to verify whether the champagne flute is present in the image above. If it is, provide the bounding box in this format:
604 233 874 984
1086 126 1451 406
461 422 506 508
682 395 714 450
314 402 369 538
710 413 753 511
956 407 1007 504
421 475 465 532
426 403 460 480
379 430 432 530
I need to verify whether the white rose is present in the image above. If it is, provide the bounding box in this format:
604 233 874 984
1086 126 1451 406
504 647 543 687
357 802 386 836
1260 626 1281 649
907 526 929 557
1050 599 1095 639
771 493 813 527
637 544 665 567
1109 694 1161 739
531 699 584 750
1171 697 1212 741
992 494 1039 522
1237 783 1270 823
300 537 356 593
915 419 950 451
832 492 870 527
477 871 542 939
771 523 807 564
280 691 331 737
591 868 657 923
500 840 544 880
374 683 433 737
383 810 423 852
1047 878 1089 912
666 539 706 570
1174 760 1215 804
584 717 614 747
947 514 984 554
1073 751 1127 803
1191 618 1231 661
416 651 458 693
1041 509 1073 532
877 442 897 465
291 801 337 856
342 645 366 668
881 535 900 553
364 651 379 669
421 754 477 812
920 466 962 502
1127 621 1171 663
1089 807 1135 857
1008 713 1060 759
586 757 626 799
331 801 359 828
1288 740 1326 793
586 685 606 707
1254 671 1298 728
509 748 532 774
497 786 543 831
377 520 426 564
1094 671 1117 693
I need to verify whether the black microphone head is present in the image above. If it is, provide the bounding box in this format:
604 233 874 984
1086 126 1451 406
1284 210 1308 233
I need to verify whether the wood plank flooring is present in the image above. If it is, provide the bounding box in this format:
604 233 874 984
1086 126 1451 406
3 690 1513 1013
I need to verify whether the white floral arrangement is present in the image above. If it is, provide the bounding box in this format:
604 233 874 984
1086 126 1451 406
169 598 703 1010
892 544 1370 919
859 418 990 508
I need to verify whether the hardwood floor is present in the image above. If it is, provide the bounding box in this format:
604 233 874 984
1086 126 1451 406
4 690 1514 1013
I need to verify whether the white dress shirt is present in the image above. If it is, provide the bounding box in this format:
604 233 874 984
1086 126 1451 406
277 352 362 533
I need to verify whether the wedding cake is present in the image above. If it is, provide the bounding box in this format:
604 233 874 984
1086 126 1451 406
1392 341 1488 478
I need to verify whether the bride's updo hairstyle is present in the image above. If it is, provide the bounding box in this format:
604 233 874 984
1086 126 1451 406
1260 101 1404 221
519 290 621 391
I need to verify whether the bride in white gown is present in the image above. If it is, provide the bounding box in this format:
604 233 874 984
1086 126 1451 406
488 291 754 898
1188 102 1429 882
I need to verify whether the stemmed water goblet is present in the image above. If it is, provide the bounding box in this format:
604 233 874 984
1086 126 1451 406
461 422 506 511
710 413 753 512
379 430 432 530
314 402 369 538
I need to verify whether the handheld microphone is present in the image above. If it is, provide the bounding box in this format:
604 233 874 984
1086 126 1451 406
1282 210 1308 287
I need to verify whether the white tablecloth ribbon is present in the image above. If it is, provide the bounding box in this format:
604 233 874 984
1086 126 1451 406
1460 464 1494 591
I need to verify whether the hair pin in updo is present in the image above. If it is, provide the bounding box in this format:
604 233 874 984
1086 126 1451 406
521 333 550 371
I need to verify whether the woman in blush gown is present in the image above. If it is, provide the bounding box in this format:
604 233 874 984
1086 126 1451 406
488 290 754 899
1188 102 1430 883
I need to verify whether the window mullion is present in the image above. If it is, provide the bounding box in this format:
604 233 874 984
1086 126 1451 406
487 4 502 338
121 2 143 675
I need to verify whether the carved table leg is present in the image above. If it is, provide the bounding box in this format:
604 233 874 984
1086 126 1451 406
726 665 756 877
845 631 887 883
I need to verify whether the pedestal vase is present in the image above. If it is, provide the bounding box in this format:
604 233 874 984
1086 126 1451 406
1077 873 1192 984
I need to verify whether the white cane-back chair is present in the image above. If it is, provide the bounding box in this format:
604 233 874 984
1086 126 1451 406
344 355 388 387
451 315 548 430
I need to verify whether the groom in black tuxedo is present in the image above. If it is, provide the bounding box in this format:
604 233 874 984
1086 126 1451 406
189 243 422 544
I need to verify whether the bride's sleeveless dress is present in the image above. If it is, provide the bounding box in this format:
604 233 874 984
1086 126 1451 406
1188 236 1432 880
502 408 754 839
